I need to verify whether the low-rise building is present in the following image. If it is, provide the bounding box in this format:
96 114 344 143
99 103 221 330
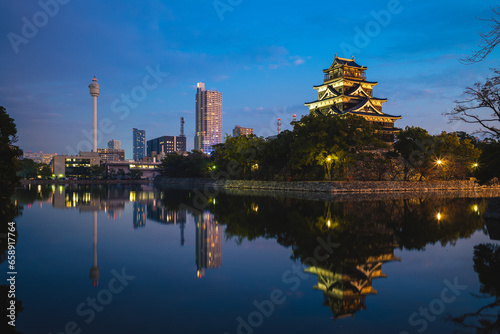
97 148 125 162
23 151 58 165
106 161 162 179
52 152 100 178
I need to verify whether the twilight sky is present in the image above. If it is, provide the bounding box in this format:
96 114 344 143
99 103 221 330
1 0 499 159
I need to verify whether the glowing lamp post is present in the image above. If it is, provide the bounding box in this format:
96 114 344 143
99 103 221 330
435 158 445 180
325 155 334 181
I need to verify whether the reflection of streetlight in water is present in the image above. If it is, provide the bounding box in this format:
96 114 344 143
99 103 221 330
89 211 100 287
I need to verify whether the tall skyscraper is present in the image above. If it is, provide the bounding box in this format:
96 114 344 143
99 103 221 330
107 139 121 149
133 128 145 161
195 82 222 154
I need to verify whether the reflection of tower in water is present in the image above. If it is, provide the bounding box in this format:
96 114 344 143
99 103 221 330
133 202 146 230
195 212 222 278
89 211 100 287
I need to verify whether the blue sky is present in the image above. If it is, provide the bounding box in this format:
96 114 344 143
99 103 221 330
1 0 499 159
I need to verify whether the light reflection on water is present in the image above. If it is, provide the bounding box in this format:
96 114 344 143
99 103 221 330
2 184 499 334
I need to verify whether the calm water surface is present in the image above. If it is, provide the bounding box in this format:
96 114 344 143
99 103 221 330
3 184 500 334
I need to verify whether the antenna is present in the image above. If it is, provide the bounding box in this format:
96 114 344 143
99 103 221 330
180 117 185 137
292 114 297 129
277 118 281 134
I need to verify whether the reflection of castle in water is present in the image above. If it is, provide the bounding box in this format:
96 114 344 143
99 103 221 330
195 212 222 278
306 249 400 320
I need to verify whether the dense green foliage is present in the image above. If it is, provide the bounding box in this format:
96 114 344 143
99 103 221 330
160 150 212 178
17 159 52 179
161 114 390 181
0 106 22 190
475 140 500 184
0 107 23 333
393 126 481 180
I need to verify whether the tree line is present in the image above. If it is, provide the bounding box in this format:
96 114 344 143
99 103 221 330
160 112 497 182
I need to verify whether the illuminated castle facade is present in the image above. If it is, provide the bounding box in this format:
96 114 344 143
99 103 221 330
305 54 401 143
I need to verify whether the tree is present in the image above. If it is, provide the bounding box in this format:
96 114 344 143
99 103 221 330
0 107 22 191
431 132 481 180
394 128 481 180
38 164 52 179
445 69 500 138
393 126 435 180
160 151 212 178
460 6 500 64
451 243 500 332
89 164 106 179
212 134 266 180
475 139 500 183
17 159 38 179
130 169 143 180
287 113 387 180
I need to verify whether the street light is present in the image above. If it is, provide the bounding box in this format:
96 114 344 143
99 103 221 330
324 154 335 181
435 158 445 180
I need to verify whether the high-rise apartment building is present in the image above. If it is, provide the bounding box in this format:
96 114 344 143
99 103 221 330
133 128 145 161
195 82 222 154
107 139 121 149
233 125 253 137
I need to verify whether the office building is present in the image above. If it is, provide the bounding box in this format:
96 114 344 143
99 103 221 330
233 125 253 137
97 148 125 162
147 135 186 161
52 152 100 179
133 128 145 161
107 139 121 149
195 82 222 154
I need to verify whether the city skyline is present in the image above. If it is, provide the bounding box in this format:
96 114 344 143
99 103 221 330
1 1 500 159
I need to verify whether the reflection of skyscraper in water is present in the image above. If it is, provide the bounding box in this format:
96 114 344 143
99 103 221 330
89 211 100 287
133 202 146 230
146 201 187 245
195 212 222 278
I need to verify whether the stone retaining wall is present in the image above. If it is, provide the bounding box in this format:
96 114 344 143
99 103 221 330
154 177 478 193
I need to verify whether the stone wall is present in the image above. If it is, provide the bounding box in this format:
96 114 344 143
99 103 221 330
154 177 477 193
218 180 476 193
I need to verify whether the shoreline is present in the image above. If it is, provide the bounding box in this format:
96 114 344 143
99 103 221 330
20 179 152 185
153 177 491 192
153 177 500 200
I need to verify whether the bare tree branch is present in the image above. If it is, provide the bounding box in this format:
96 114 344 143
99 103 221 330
460 6 500 64
444 69 500 138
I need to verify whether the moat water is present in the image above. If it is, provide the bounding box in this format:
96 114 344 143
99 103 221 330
3 184 499 334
